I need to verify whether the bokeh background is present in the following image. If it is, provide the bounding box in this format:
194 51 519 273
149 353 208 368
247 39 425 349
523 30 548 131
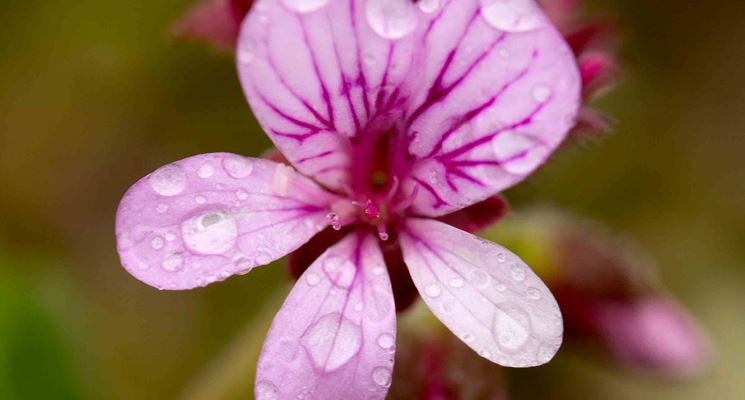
1 0 744 399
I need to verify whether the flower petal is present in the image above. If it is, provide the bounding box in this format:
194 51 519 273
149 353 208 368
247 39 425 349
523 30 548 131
115 153 339 290
399 218 563 367
255 232 396 399
402 0 580 216
437 195 509 233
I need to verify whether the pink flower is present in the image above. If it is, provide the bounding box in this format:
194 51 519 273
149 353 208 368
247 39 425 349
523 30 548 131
116 0 580 398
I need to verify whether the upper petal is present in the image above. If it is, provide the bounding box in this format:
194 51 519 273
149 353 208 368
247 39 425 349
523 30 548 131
115 153 338 290
399 218 563 367
255 232 396 399
402 0 581 216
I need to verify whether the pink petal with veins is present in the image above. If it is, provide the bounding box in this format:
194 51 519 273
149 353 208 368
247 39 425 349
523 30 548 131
115 153 339 290
256 232 396 399
400 218 563 367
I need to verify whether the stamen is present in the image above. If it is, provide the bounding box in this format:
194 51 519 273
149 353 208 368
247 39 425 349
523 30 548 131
392 184 420 213
377 223 389 241
364 199 381 219
386 176 400 202
326 212 342 230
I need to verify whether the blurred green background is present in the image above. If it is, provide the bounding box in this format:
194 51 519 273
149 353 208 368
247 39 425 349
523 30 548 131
1 0 743 399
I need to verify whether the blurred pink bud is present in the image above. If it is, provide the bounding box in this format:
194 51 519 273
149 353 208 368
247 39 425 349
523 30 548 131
593 297 711 377
170 0 252 51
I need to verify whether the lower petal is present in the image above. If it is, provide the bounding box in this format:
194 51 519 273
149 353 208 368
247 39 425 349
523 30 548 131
256 232 397 399
399 218 563 367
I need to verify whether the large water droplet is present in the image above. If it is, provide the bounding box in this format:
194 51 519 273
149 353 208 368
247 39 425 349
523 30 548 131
377 333 395 350
181 211 238 255
371 366 392 387
149 164 186 196
323 255 356 288
222 155 254 179
417 0 440 13
480 0 545 32
281 0 329 14
301 313 362 371
493 303 531 352
162 253 184 272
366 0 418 40
255 380 279 400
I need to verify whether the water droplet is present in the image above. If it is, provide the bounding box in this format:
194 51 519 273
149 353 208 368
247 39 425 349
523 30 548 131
417 0 439 13
156 203 169 214
197 163 214 179
306 272 321 286
162 253 184 272
526 287 542 300
235 258 253 274
237 38 257 65
326 212 341 230
301 313 362 371
371 366 392 387
254 249 272 265
480 0 545 32
450 277 465 288
281 0 329 14
496 252 506 263
366 0 418 40
377 333 394 350
463 332 475 342
195 195 207 204
150 236 164 250
496 283 508 292
493 303 531 352
498 48 510 59
165 232 176 241
149 164 186 196
424 284 442 298
510 263 526 281
372 266 386 276
181 211 238 255
222 155 254 178
236 190 249 200
441 301 454 313
532 85 552 102
255 380 279 400
467 269 489 286
323 255 356 288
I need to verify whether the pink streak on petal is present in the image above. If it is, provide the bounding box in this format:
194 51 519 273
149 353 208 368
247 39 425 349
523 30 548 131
399 218 563 367
400 1 580 216
256 232 397 399
115 153 339 290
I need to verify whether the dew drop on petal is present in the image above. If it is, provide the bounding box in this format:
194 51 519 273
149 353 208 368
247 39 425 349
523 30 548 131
165 232 176 242
323 255 356 288
480 0 545 32
450 277 465 288
496 252 506 263
149 164 186 196
281 0 329 14
377 333 395 350
306 272 321 286
527 287 542 300
424 284 442 298
371 366 393 387
467 269 489 285
255 380 279 400
181 211 238 255
301 313 362 371
272 164 291 196
493 303 531 352
162 253 184 272
510 263 526 281
150 236 164 250
417 0 439 13
156 203 169 214
195 195 207 204
222 155 254 179
532 84 552 102
236 190 249 201
366 0 418 40
197 163 215 179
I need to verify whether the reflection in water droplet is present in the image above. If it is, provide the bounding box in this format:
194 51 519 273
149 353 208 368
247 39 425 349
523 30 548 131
149 164 186 196
425 284 442 298
366 0 418 40
480 0 545 32
493 303 531 352
181 211 238 255
162 253 184 272
197 163 214 179
255 380 279 400
377 333 395 350
281 0 330 14
222 155 254 178
301 313 362 371
323 255 356 288
372 366 393 387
